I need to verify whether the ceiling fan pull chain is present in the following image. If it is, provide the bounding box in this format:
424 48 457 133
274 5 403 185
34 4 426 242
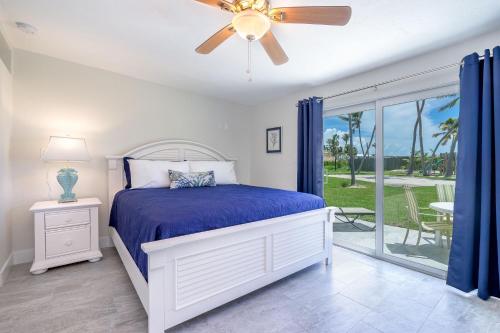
246 39 253 82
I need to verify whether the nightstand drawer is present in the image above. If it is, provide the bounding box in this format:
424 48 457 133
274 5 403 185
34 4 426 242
45 209 90 229
46 225 90 258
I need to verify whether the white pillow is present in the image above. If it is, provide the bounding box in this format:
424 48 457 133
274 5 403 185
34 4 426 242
189 161 238 185
129 160 189 189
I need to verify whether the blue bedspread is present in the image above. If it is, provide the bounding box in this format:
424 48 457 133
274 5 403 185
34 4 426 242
110 184 325 280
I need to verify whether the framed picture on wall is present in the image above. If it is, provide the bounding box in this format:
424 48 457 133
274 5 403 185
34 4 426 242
266 127 282 153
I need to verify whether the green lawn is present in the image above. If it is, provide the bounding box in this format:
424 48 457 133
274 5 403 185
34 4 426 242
324 177 438 230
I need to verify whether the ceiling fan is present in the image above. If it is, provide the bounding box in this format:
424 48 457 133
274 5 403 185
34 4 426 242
194 0 352 66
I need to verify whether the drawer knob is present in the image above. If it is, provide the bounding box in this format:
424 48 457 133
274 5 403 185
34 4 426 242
64 240 73 247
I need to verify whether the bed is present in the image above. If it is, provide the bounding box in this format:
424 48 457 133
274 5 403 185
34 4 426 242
106 140 334 333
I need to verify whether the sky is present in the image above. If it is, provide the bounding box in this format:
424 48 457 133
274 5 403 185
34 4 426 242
323 94 459 157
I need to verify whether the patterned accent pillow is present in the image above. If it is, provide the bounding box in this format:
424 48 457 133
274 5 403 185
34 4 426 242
168 170 216 189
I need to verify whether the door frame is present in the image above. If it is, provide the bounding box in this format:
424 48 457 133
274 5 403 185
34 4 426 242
324 83 459 278
375 84 459 278
324 102 377 256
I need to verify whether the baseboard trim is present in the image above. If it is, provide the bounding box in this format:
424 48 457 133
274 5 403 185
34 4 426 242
100 236 114 248
12 248 34 265
0 253 13 286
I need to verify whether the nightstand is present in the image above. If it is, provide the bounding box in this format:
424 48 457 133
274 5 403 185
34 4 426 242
29 198 103 274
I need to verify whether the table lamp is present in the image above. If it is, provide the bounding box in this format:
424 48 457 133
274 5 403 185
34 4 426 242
43 136 90 203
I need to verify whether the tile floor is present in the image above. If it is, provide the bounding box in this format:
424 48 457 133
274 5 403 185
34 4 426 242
1 246 499 333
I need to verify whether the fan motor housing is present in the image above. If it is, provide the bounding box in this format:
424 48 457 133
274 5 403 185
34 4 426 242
233 0 270 14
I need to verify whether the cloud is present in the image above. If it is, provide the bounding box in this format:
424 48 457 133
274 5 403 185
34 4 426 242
383 101 450 156
323 97 457 157
323 128 348 145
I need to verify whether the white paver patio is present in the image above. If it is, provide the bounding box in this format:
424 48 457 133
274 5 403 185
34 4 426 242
333 219 450 271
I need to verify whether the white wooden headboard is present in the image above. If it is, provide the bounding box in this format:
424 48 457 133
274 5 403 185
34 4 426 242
106 140 236 212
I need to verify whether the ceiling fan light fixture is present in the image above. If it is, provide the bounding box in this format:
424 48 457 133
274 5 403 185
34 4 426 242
232 9 271 41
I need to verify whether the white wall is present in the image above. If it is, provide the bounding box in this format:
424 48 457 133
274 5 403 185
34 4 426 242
0 32 13 283
10 50 251 256
250 29 500 190
6 27 500 263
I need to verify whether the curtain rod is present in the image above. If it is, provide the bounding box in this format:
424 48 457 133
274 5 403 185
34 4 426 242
297 53 488 106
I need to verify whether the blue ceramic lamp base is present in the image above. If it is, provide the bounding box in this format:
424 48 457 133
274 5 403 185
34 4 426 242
57 168 79 203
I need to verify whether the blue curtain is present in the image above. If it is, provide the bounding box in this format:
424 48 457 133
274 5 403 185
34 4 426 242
447 47 500 300
297 97 324 197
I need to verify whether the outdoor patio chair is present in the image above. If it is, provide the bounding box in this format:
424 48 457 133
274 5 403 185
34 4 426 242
436 183 455 202
435 183 455 224
333 207 376 231
402 185 453 248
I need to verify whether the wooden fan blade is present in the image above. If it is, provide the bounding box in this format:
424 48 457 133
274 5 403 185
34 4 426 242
194 0 234 11
196 24 235 54
270 6 352 26
260 31 288 66
194 0 220 6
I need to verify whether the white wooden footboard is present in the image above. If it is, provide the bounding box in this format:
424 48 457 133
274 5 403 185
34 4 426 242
142 208 333 332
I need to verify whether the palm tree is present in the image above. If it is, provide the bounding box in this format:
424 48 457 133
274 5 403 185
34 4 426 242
352 112 364 155
325 134 342 170
341 132 350 148
432 118 459 177
349 111 375 174
408 100 426 175
339 114 356 185
356 125 375 174
438 95 460 112
431 118 458 156
418 101 426 175
433 94 460 177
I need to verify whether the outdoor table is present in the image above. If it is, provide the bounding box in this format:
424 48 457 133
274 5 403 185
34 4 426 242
429 202 454 247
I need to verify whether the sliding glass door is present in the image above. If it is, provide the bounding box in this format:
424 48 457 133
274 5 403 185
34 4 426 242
324 85 459 276
379 87 459 274
323 103 376 254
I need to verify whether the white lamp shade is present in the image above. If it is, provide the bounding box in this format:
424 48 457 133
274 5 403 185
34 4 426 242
43 136 90 162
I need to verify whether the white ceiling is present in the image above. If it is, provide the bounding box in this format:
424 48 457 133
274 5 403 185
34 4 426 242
1 0 500 105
